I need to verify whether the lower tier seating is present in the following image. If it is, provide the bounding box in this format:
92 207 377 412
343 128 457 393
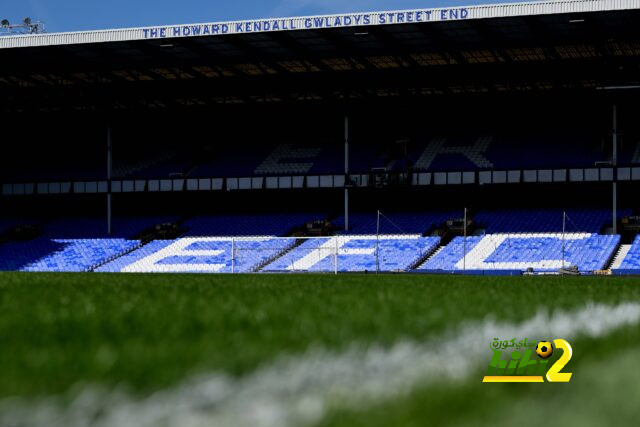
419 233 620 273
262 235 440 272
0 238 140 272
97 237 296 273
0 212 631 274
0 216 176 272
99 236 439 273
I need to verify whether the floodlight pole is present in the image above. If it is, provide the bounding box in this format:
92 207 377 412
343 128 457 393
107 125 112 235
612 104 618 235
344 115 350 232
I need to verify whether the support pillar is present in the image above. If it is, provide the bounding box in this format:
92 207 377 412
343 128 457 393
612 104 617 235
344 115 349 231
107 125 112 235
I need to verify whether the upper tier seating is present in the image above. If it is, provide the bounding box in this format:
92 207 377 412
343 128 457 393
190 143 379 177
262 235 440 272
408 135 606 172
419 233 620 273
7 132 638 184
0 218 37 235
169 136 616 178
113 153 194 179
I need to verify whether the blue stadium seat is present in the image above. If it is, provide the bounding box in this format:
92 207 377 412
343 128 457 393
2 134 623 183
182 213 322 237
0 212 627 274
0 216 176 272
332 212 455 235
419 233 619 273
263 235 440 272
408 135 606 172
43 216 177 239
95 241 176 273
474 209 630 233
0 238 140 272
0 219 39 235
97 237 296 273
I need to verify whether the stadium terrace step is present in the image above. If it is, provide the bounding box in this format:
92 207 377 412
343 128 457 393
417 245 445 269
253 238 307 273
612 236 640 274
608 244 631 270
88 241 144 272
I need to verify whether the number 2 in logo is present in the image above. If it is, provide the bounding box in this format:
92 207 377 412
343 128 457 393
546 339 573 382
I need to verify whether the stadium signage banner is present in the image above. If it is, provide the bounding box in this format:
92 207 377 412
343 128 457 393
142 8 469 39
3 1 639 50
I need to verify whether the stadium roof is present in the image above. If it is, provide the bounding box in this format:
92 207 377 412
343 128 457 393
2 0 640 113
0 0 638 49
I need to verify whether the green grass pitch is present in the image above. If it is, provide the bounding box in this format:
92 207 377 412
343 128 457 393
1 272 639 426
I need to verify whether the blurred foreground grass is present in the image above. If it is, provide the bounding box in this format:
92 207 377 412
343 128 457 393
0 272 638 402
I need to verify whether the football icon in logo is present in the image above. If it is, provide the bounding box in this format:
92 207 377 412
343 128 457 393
536 340 554 359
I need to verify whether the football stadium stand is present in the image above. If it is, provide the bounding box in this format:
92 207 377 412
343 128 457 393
0 210 631 274
2 0 640 275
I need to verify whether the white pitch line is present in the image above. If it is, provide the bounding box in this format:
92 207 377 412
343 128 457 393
2 303 640 427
